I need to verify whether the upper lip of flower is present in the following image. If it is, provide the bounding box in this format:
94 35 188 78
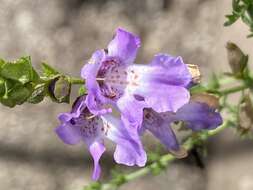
82 27 195 132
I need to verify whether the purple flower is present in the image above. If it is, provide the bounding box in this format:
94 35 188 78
55 96 146 180
81 28 192 127
142 101 223 156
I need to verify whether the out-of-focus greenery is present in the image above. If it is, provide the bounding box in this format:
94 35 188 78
225 0 253 37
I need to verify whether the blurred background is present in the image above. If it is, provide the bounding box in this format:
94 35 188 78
0 0 253 189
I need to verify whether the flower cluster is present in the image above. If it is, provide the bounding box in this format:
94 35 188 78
55 28 222 180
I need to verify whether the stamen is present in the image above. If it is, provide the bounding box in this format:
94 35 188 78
86 115 96 120
96 77 105 81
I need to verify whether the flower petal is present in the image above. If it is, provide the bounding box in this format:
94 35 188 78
174 102 223 131
149 54 192 87
89 140 106 181
139 84 190 113
85 90 112 115
81 50 105 85
147 125 179 151
55 123 81 145
143 110 180 151
101 114 147 167
114 142 146 167
125 54 191 113
107 28 140 64
117 94 147 126
81 50 113 115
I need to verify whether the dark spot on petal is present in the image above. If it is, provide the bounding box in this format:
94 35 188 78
134 94 145 101
70 119 76 125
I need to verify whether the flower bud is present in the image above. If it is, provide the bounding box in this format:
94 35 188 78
49 76 71 103
191 93 219 109
226 42 248 76
238 94 253 133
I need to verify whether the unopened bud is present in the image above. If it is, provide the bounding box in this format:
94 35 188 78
49 76 71 103
226 42 248 76
238 94 253 132
187 64 201 84
191 93 219 109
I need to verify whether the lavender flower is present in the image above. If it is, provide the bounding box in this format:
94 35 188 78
81 28 192 127
142 101 223 156
55 96 146 180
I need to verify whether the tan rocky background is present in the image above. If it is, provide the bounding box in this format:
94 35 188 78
0 0 253 190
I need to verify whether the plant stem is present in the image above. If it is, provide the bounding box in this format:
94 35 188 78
220 84 248 95
68 77 85 85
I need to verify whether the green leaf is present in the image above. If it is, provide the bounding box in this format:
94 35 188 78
41 62 59 78
0 78 34 107
242 0 253 6
27 84 45 104
0 59 5 69
9 84 32 105
2 79 15 98
0 77 5 96
0 56 39 84
0 82 32 107
224 14 240 26
233 0 241 11
241 11 253 26
0 97 16 107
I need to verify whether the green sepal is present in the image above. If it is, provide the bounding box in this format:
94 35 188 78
48 76 71 103
41 62 59 78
